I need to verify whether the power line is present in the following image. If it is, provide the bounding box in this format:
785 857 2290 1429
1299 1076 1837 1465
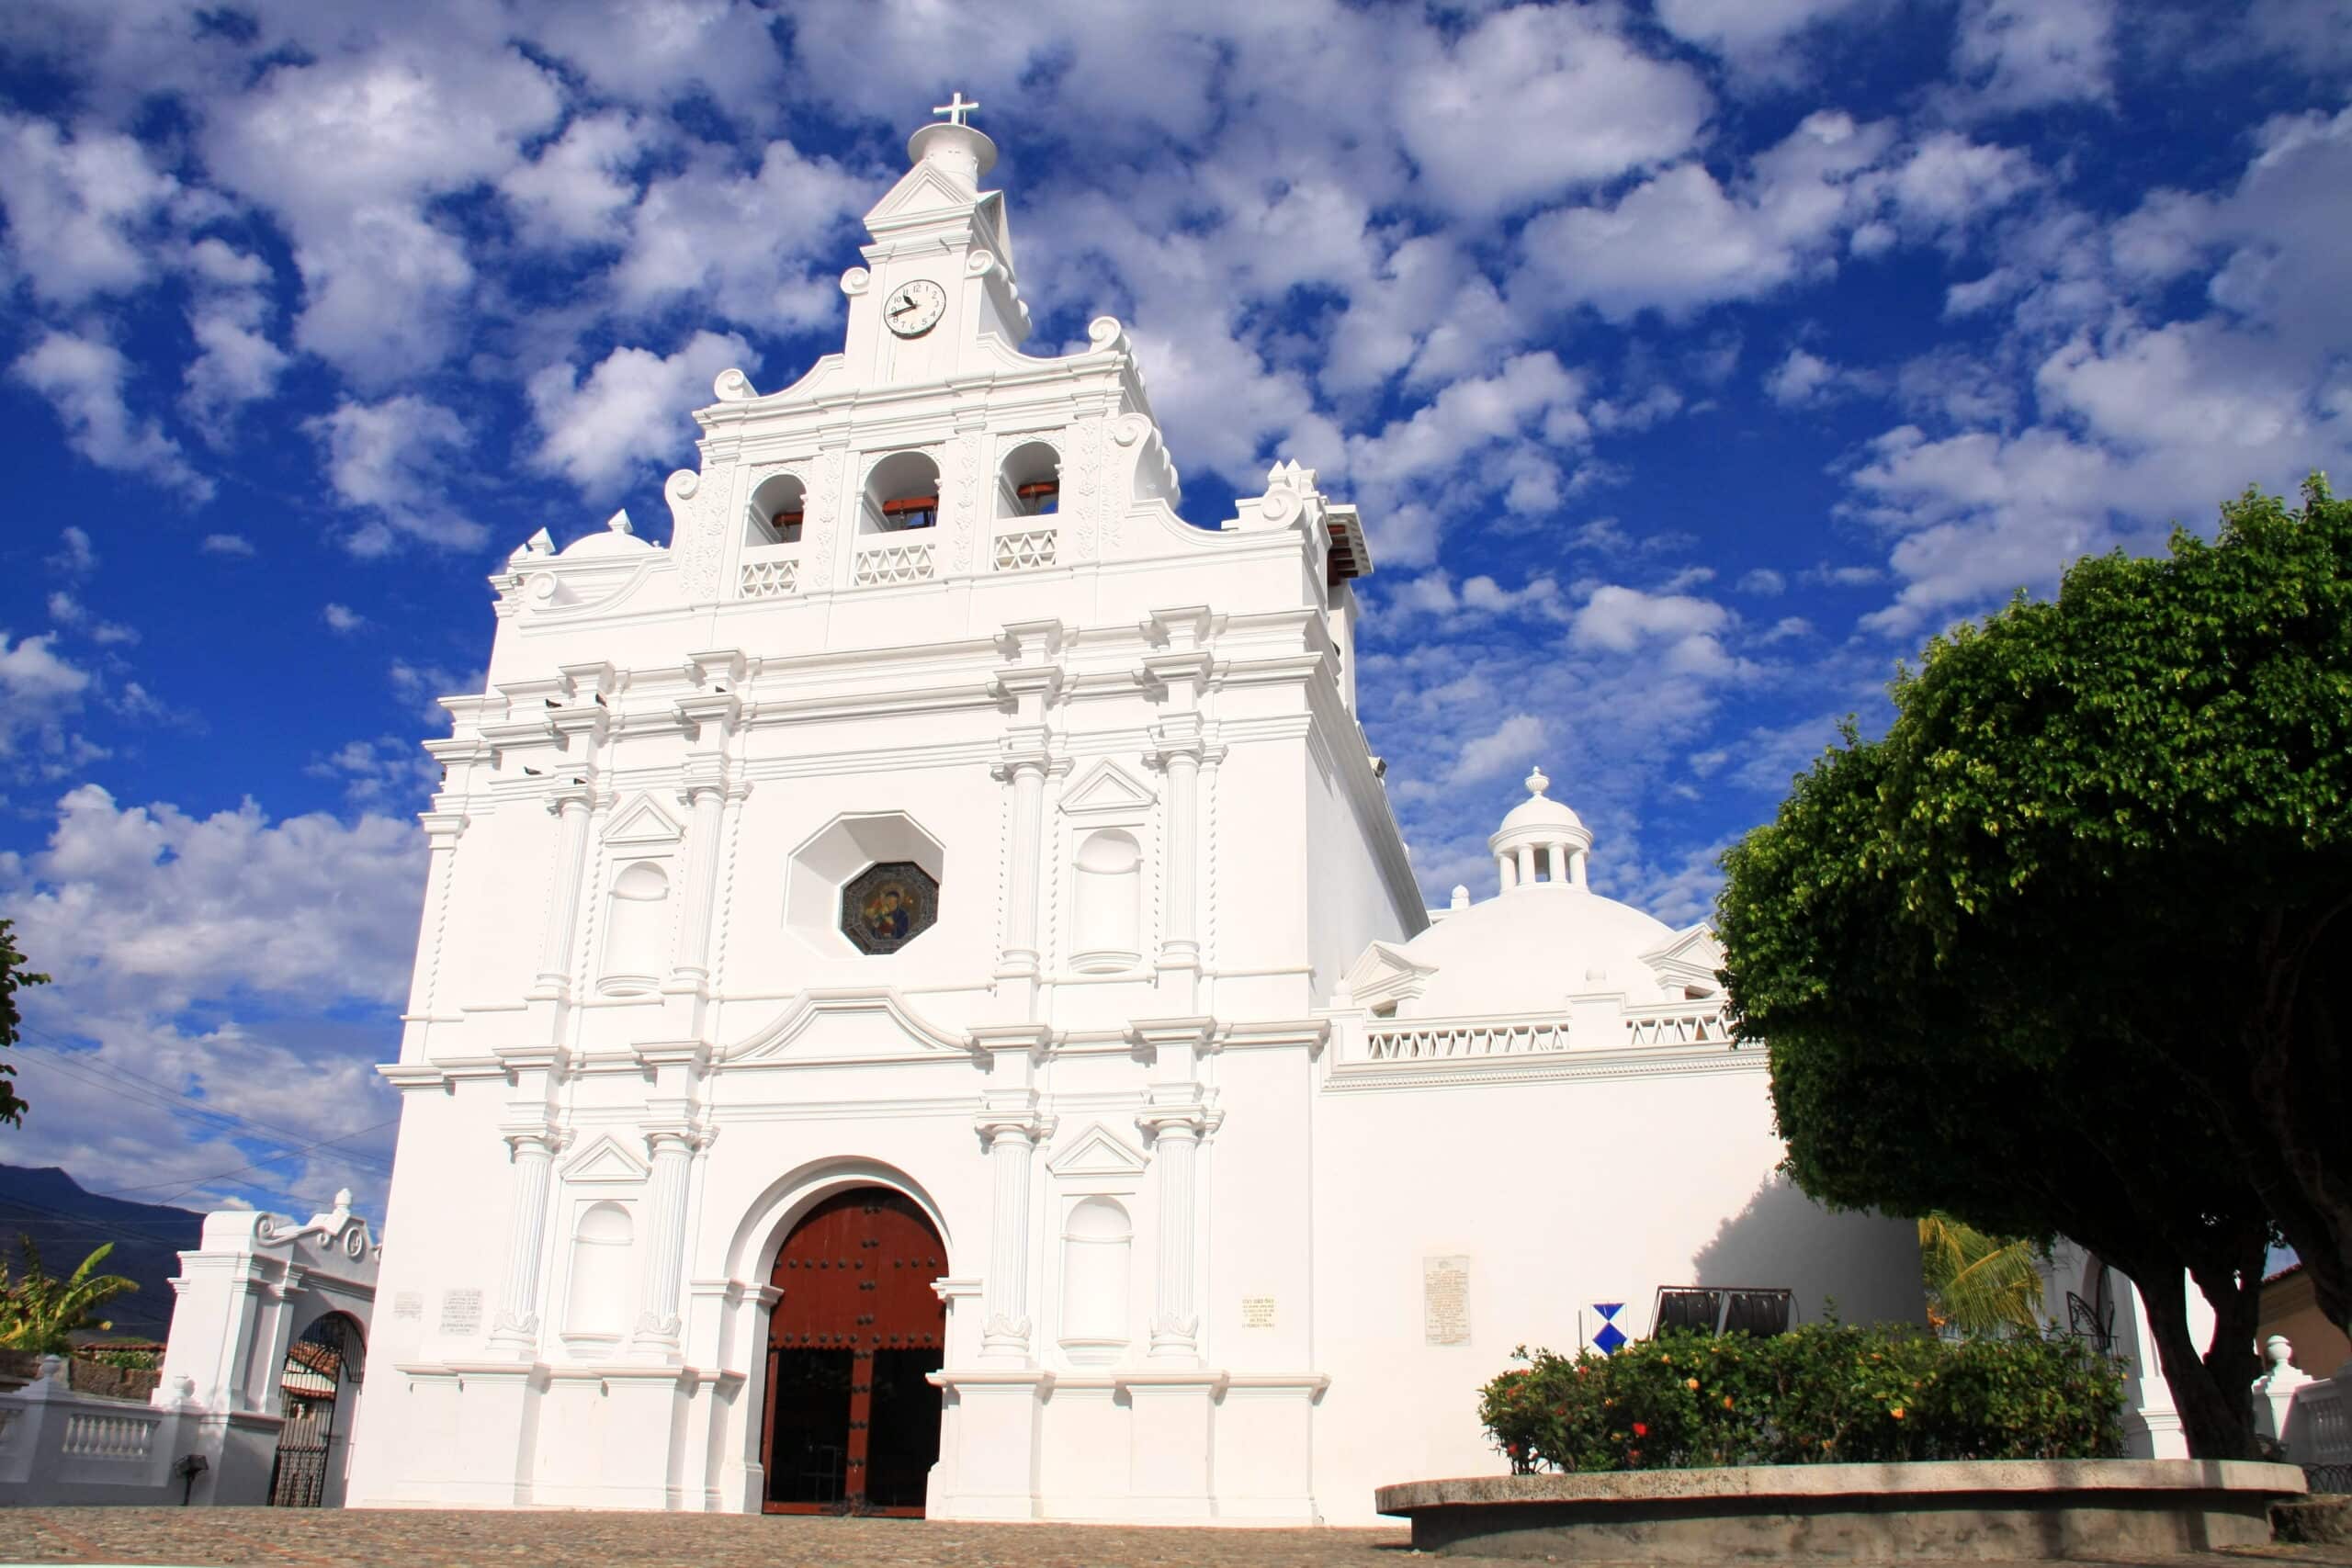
102 1117 402 1207
11 1027 394 1174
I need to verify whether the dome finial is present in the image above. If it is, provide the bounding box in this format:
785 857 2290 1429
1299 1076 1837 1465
1525 766 1549 798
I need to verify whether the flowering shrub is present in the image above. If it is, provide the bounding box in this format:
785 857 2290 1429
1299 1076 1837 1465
1478 1323 2122 1472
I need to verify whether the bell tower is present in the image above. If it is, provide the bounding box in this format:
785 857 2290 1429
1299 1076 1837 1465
844 93 1033 387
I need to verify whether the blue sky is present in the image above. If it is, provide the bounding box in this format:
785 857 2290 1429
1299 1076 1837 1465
2 0 2347 1222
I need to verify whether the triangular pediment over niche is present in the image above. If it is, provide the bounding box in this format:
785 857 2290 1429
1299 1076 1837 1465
1060 760 1154 817
1046 1122 1148 1179
562 1134 650 1185
1344 940 1437 1007
603 793 684 846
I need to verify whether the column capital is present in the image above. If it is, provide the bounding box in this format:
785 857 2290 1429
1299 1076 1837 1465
499 1122 570 1159
1136 1100 1218 1142
545 777 599 815
677 754 744 805
675 692 741 744
684 649 748 689
990 728 1056 780
1147 714 1206 765
975 1103 1055 1147
418 808 470 843
1140 605 1215 649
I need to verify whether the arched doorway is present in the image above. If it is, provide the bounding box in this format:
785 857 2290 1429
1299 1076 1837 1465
761 1187 946 1516
269 1312 364 1507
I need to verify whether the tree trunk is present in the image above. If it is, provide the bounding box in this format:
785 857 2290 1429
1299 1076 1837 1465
2132 1262 2258 1461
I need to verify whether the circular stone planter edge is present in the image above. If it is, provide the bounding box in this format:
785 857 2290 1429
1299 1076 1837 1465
1374 1460 2310 1562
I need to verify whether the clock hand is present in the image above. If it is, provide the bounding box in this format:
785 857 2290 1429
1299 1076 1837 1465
891 295 918 316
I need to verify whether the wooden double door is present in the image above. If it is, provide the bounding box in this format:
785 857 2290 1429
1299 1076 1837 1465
761 1188 946 1516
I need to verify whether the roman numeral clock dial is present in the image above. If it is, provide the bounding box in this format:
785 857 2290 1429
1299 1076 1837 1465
883 278 945 337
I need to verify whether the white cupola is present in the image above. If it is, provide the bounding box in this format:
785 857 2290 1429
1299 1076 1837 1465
1487 767 1592 892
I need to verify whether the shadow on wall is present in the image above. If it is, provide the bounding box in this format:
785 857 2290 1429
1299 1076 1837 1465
1690 1172 1926 1330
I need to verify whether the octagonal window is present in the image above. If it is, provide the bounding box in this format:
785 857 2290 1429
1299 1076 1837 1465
841 861 939 954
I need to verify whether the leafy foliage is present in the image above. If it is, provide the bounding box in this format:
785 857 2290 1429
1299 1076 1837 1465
0 918 45 1129
1918 1214 2045 1339
0 1235 139 1354
1717 478 2352 1458
1480 1325 2123 1473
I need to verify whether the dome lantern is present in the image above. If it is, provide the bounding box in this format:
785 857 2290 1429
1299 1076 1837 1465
1486 766 1592 893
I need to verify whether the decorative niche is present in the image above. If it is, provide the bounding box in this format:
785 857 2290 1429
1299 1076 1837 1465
1057 761 1155 976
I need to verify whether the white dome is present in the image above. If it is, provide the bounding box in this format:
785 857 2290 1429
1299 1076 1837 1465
1499 787 1584 834
1397 884 1679 1015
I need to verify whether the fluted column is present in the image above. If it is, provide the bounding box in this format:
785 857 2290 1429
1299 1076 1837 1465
989 623 1064 1017
1139 1101 1210 1364
490 1127 562 1355
976 1106 1047 1361
1155 735 1202 969
669 775 729 983
632 1127 702 1348
531 782 596 999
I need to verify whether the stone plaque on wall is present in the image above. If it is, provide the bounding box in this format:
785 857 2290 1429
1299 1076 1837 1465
393 1291 424 1320
1423 1256 1471 1347
1241 1295 1275 1329
438 1288 483 1337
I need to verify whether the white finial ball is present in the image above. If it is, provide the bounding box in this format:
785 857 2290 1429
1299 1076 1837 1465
1526 766 1550 797
334 1188 354 1209
1450 884 1470 909
2266 1334 2293 1367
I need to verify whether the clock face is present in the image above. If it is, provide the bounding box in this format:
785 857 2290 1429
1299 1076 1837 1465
883 278 946 337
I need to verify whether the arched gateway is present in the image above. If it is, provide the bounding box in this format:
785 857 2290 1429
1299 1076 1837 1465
761 1188 947 1515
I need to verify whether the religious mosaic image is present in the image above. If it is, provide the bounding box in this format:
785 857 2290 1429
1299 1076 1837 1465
841 861 940 954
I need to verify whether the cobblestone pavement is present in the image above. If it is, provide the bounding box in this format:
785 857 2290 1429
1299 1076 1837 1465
4 1510 2352 1568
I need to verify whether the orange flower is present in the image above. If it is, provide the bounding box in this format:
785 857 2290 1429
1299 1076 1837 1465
1723 1395 1735 1409
1686 1377 1700 1391
1890 1407 1905 1420
1632 1422 1648 1437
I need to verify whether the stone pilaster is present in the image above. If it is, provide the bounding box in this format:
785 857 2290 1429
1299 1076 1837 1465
971 1024 1053 1364
1143 608 1214 1012
1133 1017 1218 1367
489 1110 567 1357
989 622 1064 1018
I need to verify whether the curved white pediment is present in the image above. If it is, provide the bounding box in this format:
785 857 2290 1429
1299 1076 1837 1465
723 987 978 1066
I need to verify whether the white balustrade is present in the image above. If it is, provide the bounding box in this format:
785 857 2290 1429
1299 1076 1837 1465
854 540 934 585
740 556 798 598
993 527 1057 570
1621 1002 1733 1047
1363 1013 1570 1060
61 1411 158 1461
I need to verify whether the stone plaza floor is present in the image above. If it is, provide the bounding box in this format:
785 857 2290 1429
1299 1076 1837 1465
3 1508 2351 1568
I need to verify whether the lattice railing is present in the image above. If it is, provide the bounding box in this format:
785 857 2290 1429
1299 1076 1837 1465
62 1410 159 1461
740 558 798 598
854 540 934 586
994 527 1058 570
1622 1002 1734 1047
1363 1014 1570 1061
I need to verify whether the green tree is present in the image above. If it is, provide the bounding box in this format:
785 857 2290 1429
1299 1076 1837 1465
1719 478 2352 1457
0 1235 138 1354
0 918 44 1127
1918 1213 2044 1339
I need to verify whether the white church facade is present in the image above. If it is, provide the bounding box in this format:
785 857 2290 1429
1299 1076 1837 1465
345 103 1921 1524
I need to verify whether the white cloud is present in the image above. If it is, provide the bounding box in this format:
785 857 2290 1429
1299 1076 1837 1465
1951 0 2116 114
0 114 181 305
0 783 422 1206
12 330 210 499
306 395 487 555
1395 5 1712 219
322 604 367 634
609 140 867 331
499 110 646 246
1568 585 1733 654
1517 112 1894 323
200 533 255 556
1654 0 1877 64
181 310 291 434
1736 568 1787 595
1450 712 1548 784
49 526 96 576
202 43 564 379
527 330 757 494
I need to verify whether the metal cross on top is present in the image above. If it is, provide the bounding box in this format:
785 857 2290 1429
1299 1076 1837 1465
933 91 980 127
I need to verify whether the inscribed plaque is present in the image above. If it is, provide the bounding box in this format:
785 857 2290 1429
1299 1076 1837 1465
1422 1256 1471 1347
1241 1295 1276 1329
392 1291 424 1320
438 1288 483 1337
